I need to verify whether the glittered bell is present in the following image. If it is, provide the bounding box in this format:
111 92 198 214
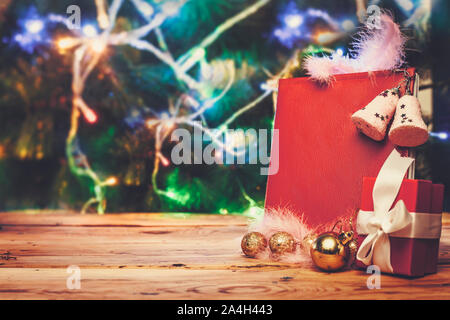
351 88 399 141
388 94 429 147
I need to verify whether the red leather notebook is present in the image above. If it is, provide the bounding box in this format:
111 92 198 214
265 69 415 227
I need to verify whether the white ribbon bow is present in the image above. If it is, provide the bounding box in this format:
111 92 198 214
357 200 412 273
356 149 415 273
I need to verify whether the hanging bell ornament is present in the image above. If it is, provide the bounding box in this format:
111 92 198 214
269 231 296 255
310 227 355 272
389 71 429 147
388 96 429 147
241 232 267 258
351 88 399 141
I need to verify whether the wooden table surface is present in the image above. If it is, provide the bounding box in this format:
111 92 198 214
0 211 449 300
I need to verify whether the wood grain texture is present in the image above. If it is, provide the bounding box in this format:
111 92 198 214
0 212 449 300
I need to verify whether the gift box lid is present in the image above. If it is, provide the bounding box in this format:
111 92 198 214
360 177 444 214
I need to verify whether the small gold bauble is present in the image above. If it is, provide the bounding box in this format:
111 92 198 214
310 232 350 272
269 231 296 255
347 239 359 266
301 233 317 252
241 232 267 258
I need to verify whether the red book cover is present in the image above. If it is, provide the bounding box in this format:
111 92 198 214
265 69 415 227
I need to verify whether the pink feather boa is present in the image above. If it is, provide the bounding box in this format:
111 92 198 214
304 13 406 83
244 207 355 264
247 208 312 264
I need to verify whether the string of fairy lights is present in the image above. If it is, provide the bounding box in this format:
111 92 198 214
56 0 281 214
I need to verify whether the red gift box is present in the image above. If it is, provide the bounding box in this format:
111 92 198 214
356 177 444 277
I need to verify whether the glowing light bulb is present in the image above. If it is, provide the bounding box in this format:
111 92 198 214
25 19 44 34
91 40 107 53
336 48 344 56
57 37 78 50
163 120 175 131
145 119 159 128
260 79 278 92
341 19 355 31
166 191 176 198
14 34 24 42
82 107 98 124
160 112 170 119
158 153 170 167
430 132 448 140
284 14 303 29
104 177 118 186
214 148 224 164
98 14 109 29
315 31 340 45
273 28 283 38
83 25 98 37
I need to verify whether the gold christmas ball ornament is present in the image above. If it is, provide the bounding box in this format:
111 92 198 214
310 232 351 272
347 238 359 266
269 231 296 255
241 232 267 258
301 233 317 252
348 238 358 254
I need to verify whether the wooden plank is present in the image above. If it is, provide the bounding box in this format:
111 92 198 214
1 267 449 300
0 225 272 268
1 224 449 268
0 212 449 299
0 211 248 227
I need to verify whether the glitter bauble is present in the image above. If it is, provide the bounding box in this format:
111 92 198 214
269 231 296 255
241 232 267 258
